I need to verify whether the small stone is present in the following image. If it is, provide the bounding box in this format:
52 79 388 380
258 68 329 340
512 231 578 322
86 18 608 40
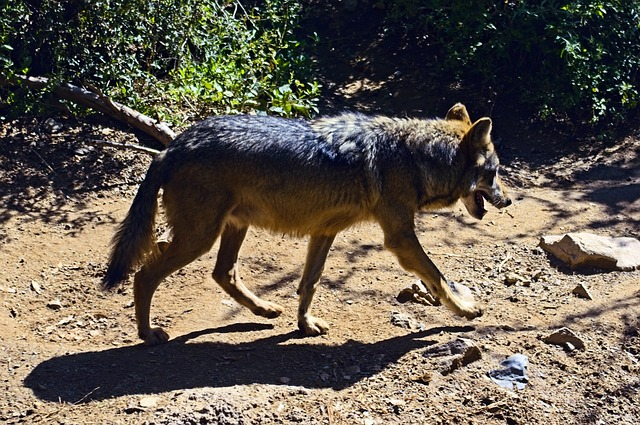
46 299 62 310
390 312 425 331
424 338 478 357
397 280 440 306
30 281 42 294
504 273 523 286
543 327 586 351
572 283 593 300
43 118 63 133
56 315 74 326
411 372 433 385
279 377 291 384
424 338 481 375
139 396 159 408
488 354 529 390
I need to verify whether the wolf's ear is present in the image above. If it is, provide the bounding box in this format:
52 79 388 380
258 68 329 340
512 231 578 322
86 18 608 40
465 117 493 150
445 103 472 126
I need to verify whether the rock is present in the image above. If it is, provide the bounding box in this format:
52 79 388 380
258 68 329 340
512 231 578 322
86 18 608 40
46 299 62 310
540 233 640 271
488 354 529 390
531 269 544 281
43 118 63 133
396 280 440 306
543 327 586 351
30 281 42 294
139 396 159 408
423 338 477 357
411 371 434 385
390 312 425 331
423 338 481 375
572 283 593 300
504 273 523 286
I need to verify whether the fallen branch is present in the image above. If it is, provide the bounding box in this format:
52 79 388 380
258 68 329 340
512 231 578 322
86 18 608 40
85 138 161 155
3 74 175 146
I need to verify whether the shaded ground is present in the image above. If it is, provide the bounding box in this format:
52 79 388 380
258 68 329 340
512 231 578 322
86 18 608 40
2 3 640 424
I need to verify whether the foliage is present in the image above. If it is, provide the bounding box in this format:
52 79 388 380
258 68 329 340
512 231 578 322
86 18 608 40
0 0 320 122
384 0 640 125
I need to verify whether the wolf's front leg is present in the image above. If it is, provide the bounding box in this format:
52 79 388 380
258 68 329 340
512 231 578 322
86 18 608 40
297 235 336 336
383 229 483 320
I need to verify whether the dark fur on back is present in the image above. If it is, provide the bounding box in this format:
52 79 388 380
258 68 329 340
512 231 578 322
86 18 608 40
165 113 474 214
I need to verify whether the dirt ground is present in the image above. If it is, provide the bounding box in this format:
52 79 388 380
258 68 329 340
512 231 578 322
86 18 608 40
1 95 639 425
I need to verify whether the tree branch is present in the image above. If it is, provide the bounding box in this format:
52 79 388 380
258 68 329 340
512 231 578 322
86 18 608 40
3 74 176 146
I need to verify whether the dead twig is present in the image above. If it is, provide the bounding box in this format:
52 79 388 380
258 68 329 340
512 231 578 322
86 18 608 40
85 138 161 155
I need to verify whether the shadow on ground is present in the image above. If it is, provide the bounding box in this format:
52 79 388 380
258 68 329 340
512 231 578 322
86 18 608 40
24 324 476 403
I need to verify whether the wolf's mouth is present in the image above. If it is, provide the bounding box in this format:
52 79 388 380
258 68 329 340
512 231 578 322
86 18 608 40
475 191 488 218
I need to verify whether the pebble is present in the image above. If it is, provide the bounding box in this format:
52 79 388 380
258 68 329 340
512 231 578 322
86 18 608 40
572 283 593 300
396 280 440 306
30 281 42 294
390 312 425 331
139 396 159 408
504 273 523 286
46 299 62 310
543 327 586 351
423 338 482 375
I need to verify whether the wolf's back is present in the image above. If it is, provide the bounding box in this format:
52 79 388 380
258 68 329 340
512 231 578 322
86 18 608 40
102 152 166 289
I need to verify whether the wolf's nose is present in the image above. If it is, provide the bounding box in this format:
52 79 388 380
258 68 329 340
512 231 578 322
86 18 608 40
505 198 512 207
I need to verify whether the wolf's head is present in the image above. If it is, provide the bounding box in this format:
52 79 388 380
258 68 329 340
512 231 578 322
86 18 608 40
446 104 512 220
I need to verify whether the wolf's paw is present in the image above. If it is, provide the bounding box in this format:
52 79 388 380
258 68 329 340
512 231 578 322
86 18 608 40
445 281 484 320
140 327 170 346
252 301 284 319
447 281 475 303
298 315 330 336
460 306 484 320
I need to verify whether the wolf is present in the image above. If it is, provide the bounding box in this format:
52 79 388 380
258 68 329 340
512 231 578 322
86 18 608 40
103 103 511 345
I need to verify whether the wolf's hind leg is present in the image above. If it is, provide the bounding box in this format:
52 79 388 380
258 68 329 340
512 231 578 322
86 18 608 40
135 225 220 345
297 235 336 336
212 225 283 318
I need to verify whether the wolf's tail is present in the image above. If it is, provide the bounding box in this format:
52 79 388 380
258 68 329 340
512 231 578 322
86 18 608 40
102 152 166 290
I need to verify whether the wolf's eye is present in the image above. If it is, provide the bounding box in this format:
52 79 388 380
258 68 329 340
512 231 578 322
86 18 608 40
481 169 497 187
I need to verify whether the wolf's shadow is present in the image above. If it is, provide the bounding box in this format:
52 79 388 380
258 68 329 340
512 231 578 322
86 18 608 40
24 324 473 403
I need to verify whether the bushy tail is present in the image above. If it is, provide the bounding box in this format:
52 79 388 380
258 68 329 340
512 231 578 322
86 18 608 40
102 152 166 290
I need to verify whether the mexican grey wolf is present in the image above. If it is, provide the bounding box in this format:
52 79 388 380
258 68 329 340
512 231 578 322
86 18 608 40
103 103 512 345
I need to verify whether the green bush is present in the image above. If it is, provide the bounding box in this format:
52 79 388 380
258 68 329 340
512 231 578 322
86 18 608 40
0 0 320 122
384 0 640 125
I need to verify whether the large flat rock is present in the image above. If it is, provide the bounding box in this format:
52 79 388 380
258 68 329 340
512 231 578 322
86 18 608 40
540 232 640 271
